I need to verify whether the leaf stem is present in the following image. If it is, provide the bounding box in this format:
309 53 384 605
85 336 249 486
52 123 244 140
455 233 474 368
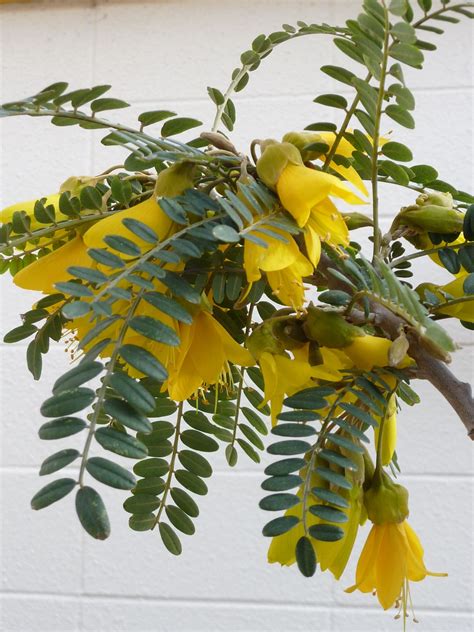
78 289 144 487
152 401 184 528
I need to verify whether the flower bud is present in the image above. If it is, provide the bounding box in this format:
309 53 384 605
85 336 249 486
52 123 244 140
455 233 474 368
282 131 328 161
246 320 286 359
59 175 98 195
343 212 374 230
416 191 453 209
303 306 362 348
256 141 303 189
272 317 307 350
364 471 409 524
398 205 464 234
155 161 196 198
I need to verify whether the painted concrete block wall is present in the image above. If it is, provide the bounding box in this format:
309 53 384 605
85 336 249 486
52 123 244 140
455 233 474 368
0 1 472 631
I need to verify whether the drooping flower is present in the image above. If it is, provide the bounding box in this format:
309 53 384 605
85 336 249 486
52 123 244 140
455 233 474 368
243 226 314 309
434 273 474 323
276 163 364 229
83 196 176 255
164 309 255 400
13 234 94 294
258 348 342 424
0 192 68 231
374 393 397 466
346 520 446 610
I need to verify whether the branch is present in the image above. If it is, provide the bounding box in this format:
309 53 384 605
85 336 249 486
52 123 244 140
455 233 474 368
313 253 474 439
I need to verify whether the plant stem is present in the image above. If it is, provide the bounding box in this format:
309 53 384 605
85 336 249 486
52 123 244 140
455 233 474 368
152 401 184 528
78 289 144 487
371 4 390 261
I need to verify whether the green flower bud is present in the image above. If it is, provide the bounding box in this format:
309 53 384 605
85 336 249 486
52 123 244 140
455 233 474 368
272 317 307 350
256 141 303 189
364 470 409 524
398 205 464 234
416 191 453 209
155 161 196 198
282 131 327 162
343 212 374 230
59 175 98 195
246 320 286 359
303 305 363 348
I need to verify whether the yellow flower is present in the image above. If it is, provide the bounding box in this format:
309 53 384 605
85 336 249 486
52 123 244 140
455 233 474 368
268 472 363 580
164 309 254 401
315 132 368 197
259 349 341 424
343 335 411 371
303 197 350 257
83 196 175 255
13 234 93 294
276 164 365 228
346 520 446 610
0 193 69 231
434 274 474 323
243 227 314 308
374 393 397 466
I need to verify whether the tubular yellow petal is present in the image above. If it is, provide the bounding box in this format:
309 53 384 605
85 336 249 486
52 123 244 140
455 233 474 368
308 198 350 248
243 230 300 283
13 235 93 294
266 252 313 309
346 523 384 594
0 193 70 230
375 523 406 609
303 224 322 267
83 197 175 254
436 274 474 322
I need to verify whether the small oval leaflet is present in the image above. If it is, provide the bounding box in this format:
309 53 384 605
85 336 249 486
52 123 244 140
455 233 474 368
86 457 136 490
38 417 87 440
262 515 300 537
41 387 96 418
76 486 111 540
296 536 317 577
52 361 103 395
95 427 148 459
31 478 76 510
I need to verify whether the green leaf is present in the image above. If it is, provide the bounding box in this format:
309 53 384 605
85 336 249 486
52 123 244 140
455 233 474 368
410 164 438 184
314 94 348 109
261 475 303 492
236 438 260 463
170 487 199 517
3 323 38 343
129 315 180 346
39 449 80 476
315 467 352 490
225 444 238 466
55 281 94 298
379 159 410 185
308 524 345 542
390 43 424 67
180 429 219 452
166 505 195 535
142 292 192 324
259 493 300 511
264 457 306 476
391 21 417 43
438 248 461 275
463 205 474 241
38 417 87 440
41 388 95 418
320 65 356 86
271 423 316 438
134 457 169 478
161 117 202 137
241 407 268 435
129 513 155 531
262 515 300 537
389 0 407 16
52 361 103 394
319 449 357 471
80 186 103 211
385 104 415 128
159 523 182 555
381 141 413 162
178 450 213 478
119 344 168 381
90 97 129 112
95 427 148 459
312 487 349 509
75 486 110 540
213 224 241 243
123 493 160 513
86 456 136 490
267 440 312 456
295 536 317 577
309 504 348 523
327 433 365 454
109 372 155 414
31 478 76 510
138 110 176 127
27 340 42 381
207 87 225 105
283 387 327 410
132 477 165 495
88 248 125 269
175 469 208 495
103 235 141 257
334 38 364 64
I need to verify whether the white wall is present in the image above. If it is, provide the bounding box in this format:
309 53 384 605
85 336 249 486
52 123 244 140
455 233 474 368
0 1 473 631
